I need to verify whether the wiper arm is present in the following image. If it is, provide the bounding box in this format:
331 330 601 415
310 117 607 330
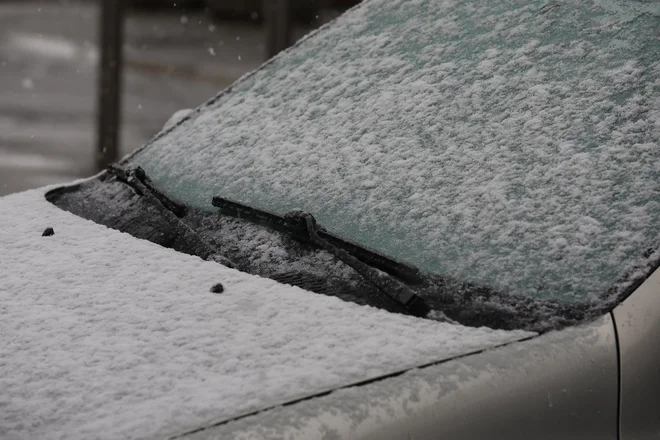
288 210 433 318
107 165 233 267
212 196 442 319
103 167 439 319
109 165 188 215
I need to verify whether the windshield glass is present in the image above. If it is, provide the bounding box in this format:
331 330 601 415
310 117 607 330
130 0 660 304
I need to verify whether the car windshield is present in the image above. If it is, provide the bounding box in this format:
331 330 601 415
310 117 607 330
128 0 660 306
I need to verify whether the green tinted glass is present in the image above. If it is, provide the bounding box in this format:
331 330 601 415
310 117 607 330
132 0 660 303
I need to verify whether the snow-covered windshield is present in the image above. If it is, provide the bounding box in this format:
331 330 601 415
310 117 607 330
130 0 660 305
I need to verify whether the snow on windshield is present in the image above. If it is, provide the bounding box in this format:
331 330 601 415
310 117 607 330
132 0 660 304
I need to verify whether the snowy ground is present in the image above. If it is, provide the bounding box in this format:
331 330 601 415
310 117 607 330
0 1 329 196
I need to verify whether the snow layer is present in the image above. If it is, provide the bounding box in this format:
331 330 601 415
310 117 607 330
0 188 532 440
133 0 660 303
190 315 614 440
163 109 193 131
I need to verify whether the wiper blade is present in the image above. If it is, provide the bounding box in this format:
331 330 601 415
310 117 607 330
102 168 439 319
107 165 233 267
212 196 441 319
212 196 423 284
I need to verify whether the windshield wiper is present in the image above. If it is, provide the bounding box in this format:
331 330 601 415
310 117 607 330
104 165 440 319
50 169 588 331
212 196 423 284
212 196 442 319
107 165 233 267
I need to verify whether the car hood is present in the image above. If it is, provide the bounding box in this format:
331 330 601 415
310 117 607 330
0 185 534 440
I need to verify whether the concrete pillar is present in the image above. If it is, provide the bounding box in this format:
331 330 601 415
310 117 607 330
265 0 292 59
96 0 125 170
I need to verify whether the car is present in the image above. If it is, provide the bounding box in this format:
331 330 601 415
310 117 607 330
2 0 659 439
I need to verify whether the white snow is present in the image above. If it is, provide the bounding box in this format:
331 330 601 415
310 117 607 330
0 148 76 172
163 108 193 131
0 187 532 440
10 32 78 60
132 0 660 304
190 315 614 440
20 77 34 90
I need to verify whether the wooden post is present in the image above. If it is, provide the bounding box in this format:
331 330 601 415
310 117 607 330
96 0 125 171
265 0 292 59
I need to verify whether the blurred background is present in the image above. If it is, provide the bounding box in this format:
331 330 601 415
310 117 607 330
0 0 359 196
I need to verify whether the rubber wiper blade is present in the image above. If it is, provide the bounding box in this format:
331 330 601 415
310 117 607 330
212 196 441 319
212 196 422 284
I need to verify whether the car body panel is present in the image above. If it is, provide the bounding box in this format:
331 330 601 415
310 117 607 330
0 187 533 440
613 265 660 440
181 314 618 440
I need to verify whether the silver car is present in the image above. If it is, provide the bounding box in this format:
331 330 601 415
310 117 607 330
5 0 660 438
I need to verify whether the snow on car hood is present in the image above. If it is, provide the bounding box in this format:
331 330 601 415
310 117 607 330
0 187 533 440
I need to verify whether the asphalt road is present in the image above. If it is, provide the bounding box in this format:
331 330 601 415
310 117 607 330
0 1 273 196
